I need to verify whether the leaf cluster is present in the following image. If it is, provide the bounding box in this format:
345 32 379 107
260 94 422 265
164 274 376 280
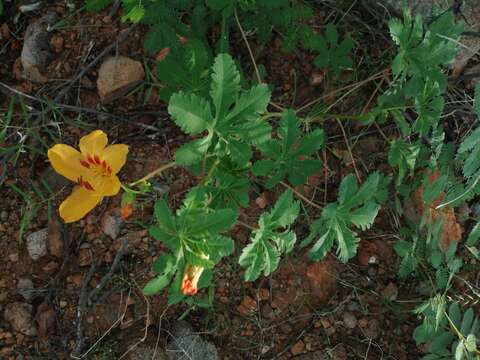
376 8 463 136
239 190 299 281
302 172 390 263
303 23 353 77
415 299 479 360
168 53 271 168
252 110 324 188
146 187 237 304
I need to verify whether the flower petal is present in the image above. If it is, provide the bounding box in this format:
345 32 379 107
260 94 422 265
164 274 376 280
59 186 103 223
79 130 108 156
102 144 129 174
86 173 121 196
48 144 85 182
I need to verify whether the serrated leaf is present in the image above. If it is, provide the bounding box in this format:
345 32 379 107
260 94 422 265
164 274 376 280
147 186 238 301
154 199 176 232
206 171 250 209
143 272 173 295
210 53 241 119
307 172 388 262
307 225 334 261
168 92 213 134
143 255 176 295
253 110 324 188
349 203 380 230
149 226 179 252
394 240 412 257
467 223 480 246
239 241 265 281
465 334 477 352
225 84 271 124
338 174 358 204
144 24 179 55
266 189 300 227
345 172 380 208
189 209 238 234
334 220 358 262
309 24 352 76
152 255 175 274
458 127 480 154
175 137 211 166
388 139 420 184
239 190 299 281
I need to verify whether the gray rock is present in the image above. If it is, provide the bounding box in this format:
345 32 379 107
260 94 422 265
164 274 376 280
166 321 218 360
26 228 48 260
97 56 145 103
4 302 37 336
0 210 8 222
342 311 358 329
21 13 56 82
101 213 122 240
17 278 34 302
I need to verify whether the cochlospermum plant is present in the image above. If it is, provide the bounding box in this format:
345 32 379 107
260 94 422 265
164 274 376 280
46 53 382 307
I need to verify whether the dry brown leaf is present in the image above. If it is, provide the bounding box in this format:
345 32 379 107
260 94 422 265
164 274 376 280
410 170 463 252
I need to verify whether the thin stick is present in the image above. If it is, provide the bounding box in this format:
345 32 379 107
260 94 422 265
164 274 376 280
118 280 152 359
296 69 389 113
233 8 284 112
435 174 480 210
234 8 261 85
129 161 176 187
280 181 322 210
71 252 96 359
0 81 159 131
79 289 132 359
88 238 128 306
237 220 257 231
336 118 361 183
360 77 390 143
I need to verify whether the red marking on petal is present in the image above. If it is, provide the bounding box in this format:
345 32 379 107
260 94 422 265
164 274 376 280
80 160 90 168
101 160 106 168
107 166 112 174
94 155 101 165
87 155 95 164
84 181 94 191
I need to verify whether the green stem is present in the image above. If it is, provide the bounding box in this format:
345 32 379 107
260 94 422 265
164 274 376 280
129 161 176 187
200 159 220 186
261 112 283 121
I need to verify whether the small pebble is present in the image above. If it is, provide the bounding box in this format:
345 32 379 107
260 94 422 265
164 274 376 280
342 312 358 329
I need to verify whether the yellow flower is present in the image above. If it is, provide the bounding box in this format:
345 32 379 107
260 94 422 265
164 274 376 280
48 130 128 223
181 264 205 296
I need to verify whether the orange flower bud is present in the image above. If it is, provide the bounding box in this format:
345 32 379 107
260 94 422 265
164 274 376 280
121 203 134 220
181 264 204 296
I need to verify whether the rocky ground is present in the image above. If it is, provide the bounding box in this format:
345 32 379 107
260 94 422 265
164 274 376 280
1 1 480 359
